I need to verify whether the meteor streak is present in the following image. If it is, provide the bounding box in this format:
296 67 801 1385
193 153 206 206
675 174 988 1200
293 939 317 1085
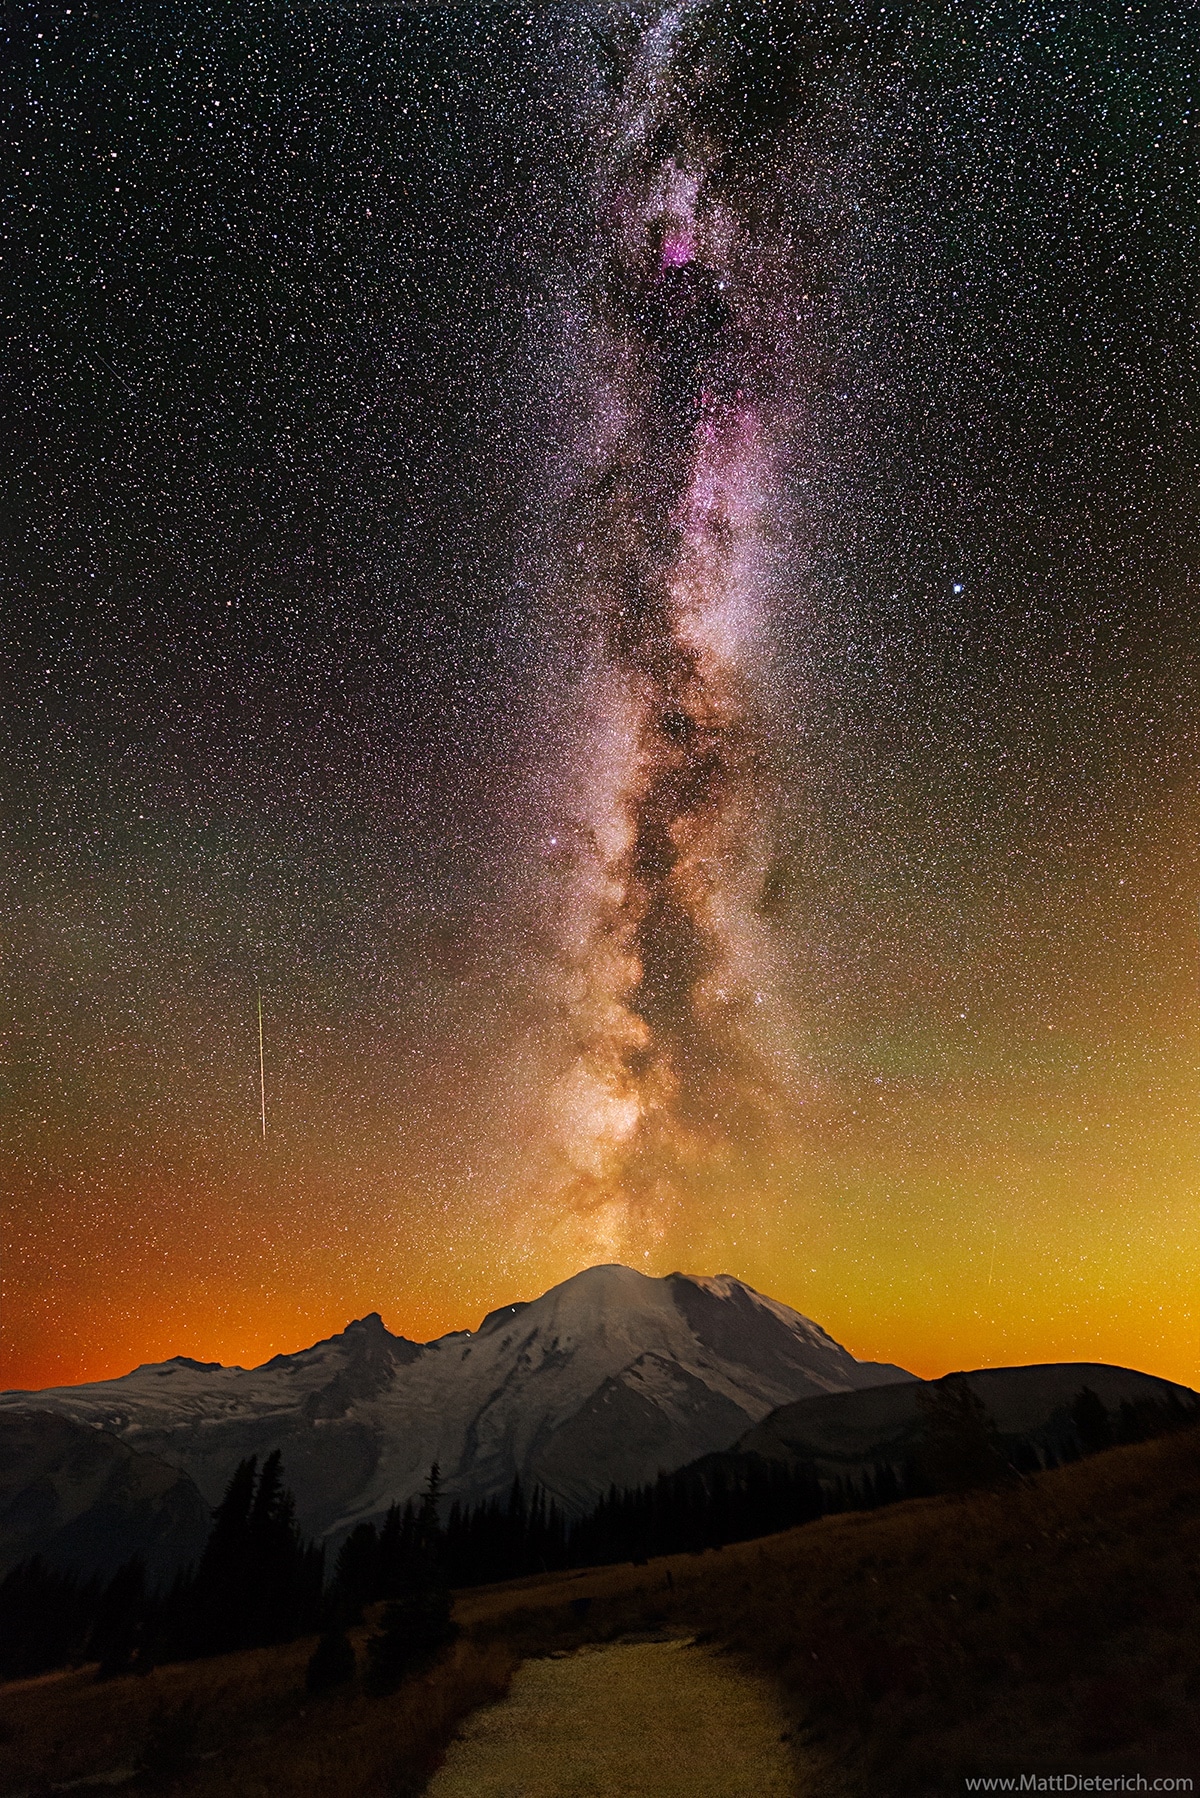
257 986 267 1142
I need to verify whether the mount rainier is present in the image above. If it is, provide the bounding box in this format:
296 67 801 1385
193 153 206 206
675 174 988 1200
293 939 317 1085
1 1265 913 1548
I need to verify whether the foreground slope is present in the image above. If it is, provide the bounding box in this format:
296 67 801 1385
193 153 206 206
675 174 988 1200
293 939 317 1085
462 1424 1200 1794
2 1428 1196 1798
0 1265 912 1542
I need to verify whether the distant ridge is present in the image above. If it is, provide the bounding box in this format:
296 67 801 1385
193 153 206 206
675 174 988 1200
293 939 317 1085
733 1360 1200 1485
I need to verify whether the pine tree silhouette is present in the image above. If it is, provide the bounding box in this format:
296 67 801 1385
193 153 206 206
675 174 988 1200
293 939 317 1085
1071 1386 1113 1454
377 1500 414 1598
915 1377 1015 1493
171 1451 322 1657
365 1465 456 1695
417 1461 442 1549
334 1521 380 1621
92 1558 147 1678
183 1455 257 1653
0 1557 98 1679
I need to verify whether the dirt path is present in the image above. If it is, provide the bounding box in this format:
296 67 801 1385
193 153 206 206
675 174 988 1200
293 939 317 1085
424 1635 799 1798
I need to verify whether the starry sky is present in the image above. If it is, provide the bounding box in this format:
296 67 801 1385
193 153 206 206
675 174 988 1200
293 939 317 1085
5 0 1199 1393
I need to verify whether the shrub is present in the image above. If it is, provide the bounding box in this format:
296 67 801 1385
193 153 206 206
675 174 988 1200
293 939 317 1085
305 1623 357 1694
366 1574 457 1696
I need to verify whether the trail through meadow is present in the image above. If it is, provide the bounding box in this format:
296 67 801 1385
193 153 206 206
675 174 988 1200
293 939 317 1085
423 1635 800 1798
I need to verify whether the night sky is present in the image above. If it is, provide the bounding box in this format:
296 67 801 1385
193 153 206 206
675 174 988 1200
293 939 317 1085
5 0 1198 1393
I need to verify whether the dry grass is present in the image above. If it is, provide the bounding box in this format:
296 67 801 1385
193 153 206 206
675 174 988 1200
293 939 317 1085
669 1429 1200 1793
1 1431 1197 1796
451 1429 1200 1795
0 1627 517 1798
169 1636 519 1798
537 1433 1200 1792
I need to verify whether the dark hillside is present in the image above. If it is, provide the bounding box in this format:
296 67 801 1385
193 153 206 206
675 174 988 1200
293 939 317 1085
0 1412 209 1582
737 1360 1196 1486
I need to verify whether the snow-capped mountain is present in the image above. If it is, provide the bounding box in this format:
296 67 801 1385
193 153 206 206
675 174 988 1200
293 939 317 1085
0 1265 913 1542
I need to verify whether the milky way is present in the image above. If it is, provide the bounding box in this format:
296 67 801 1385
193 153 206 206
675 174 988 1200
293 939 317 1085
547 10 784 1252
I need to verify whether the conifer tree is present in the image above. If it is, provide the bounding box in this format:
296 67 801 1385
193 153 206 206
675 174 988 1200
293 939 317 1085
172 1450 322 1656
92 1558 146 1678
417 1461 442 1549
366 1465 455 1695
1071 1386 1113 1454
915 1377 1014 1493
334 1521 380 1621
183 1455 258 1654
0 1557 98 1679
248 1449 303 1642
377 1501 411 1599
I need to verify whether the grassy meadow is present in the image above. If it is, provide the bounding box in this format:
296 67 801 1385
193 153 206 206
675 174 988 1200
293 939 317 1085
1 1425 1197 1796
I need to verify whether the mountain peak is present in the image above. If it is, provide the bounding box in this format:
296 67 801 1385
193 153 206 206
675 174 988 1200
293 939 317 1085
343 1312 389 1338
476 1300 532 1334
673 1272 749 1295
261 1310 420 1374
334 1312 422 1369
550 1263 658 1292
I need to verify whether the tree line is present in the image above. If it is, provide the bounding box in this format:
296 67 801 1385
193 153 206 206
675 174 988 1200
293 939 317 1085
0 1449 323 1681
1 1379 1194 1686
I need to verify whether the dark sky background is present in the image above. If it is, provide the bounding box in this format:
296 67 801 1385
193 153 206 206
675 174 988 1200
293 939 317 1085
4 0 1199 1390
